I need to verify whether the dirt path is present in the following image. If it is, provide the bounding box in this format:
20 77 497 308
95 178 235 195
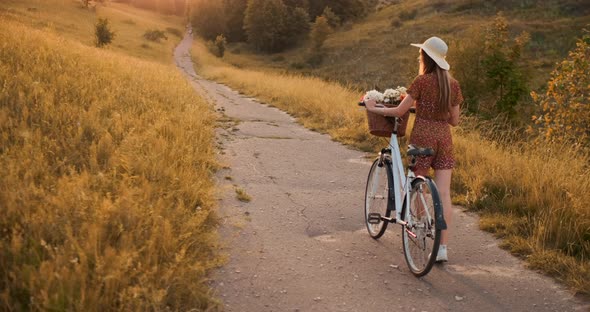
174 33 588 312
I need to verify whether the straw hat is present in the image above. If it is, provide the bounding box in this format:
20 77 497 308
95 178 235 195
411 36 450 70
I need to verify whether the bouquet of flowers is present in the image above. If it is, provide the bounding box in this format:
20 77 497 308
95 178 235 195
361 86 409 137
362 86 407 106
383 86 407 104
363 89 385 103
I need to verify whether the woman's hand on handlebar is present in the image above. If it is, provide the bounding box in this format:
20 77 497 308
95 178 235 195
364 99 377 110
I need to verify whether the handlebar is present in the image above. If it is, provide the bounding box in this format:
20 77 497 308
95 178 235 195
359 101 416 114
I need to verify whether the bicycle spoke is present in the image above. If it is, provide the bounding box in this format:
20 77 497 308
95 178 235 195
364 159 391 239
402 178 442 277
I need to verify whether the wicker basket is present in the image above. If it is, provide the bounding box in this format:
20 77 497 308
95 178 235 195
366 103 410 137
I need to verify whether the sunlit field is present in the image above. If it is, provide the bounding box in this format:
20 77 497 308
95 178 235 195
0 2 221 310
191 37 589 294
0 0 186 63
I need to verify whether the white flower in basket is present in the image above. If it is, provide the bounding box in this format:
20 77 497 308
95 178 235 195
363 90 384 103
383 86 407 104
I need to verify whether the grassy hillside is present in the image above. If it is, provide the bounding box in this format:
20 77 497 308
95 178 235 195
222 0 590 92
0 0 186 63
190 12 590 295
0 1 221 310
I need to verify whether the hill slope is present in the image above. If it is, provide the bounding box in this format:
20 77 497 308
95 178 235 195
0 1 221 309
223 0 590 91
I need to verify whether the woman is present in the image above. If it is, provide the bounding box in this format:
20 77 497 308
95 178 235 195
365 36 463 262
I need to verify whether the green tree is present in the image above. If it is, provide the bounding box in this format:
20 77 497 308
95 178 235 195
305 0 373 25
482 13 530 118
95 18 115 47
190 0 226 40
214 34 227 57
286 7 311 40
449 13 529 119
310 15 332 51
223 0 248 42
530 32 590 148
322 6 341 28
449 28 487 114
283 0 309 10
243 0 290 52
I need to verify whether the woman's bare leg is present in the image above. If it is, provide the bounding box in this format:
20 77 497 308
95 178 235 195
434 169 453 245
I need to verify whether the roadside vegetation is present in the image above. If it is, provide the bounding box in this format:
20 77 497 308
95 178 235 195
189 0 590 295
0 0 221 310
0 0 186 63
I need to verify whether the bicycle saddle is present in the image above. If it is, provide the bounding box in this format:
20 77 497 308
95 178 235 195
407 144 434 156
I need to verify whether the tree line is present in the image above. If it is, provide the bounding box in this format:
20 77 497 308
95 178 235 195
189 0 375 53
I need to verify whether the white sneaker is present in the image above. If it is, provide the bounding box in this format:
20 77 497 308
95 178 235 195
436 245 448 262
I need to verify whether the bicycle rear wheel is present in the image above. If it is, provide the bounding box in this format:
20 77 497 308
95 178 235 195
401 178 441 277
364 158 392 239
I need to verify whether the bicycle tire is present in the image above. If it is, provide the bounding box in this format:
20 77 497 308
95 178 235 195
364 158 393 239
401 177 442 277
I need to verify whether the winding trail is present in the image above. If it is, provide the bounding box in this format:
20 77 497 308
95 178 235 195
174 33 588 312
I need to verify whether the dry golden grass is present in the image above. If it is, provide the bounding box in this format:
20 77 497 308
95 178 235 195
453 127 590 293
235 187 252 203
0 16 221 310
191 37 590 294
0 0 186 63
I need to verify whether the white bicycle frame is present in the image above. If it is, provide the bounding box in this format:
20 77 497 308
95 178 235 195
388 133 412 224
370 132 435 233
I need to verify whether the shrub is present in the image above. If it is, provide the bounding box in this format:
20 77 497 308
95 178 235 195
305 52 323 67
481 14 530 118
94 18 115 47
449 13 530 119
322 6 341 28
290 61 305 69
530 31 590 149
399 8 417 21
165 27 183 38
214 34 227 57
390 18 402 28
310 15 332 51
143 29 168 42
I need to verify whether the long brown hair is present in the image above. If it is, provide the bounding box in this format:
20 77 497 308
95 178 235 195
420 49 452 118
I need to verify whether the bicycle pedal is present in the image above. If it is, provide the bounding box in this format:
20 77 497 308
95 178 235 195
367 213 382 224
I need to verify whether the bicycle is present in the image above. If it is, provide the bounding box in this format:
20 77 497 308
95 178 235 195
359 102 446 277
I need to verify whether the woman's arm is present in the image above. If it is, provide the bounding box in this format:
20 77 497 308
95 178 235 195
365 93 415 117
448 104 460 126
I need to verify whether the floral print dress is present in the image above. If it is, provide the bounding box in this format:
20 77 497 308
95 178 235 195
406 73 463 170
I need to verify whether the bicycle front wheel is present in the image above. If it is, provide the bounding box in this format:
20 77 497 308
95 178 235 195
364 158 392 239
401 178 442 277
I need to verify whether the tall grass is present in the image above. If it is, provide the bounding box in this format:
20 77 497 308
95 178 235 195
0 0 185 63
453 127 590 292
0 20 221 310
191 39 590 294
